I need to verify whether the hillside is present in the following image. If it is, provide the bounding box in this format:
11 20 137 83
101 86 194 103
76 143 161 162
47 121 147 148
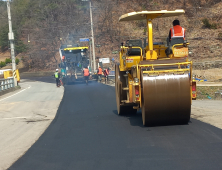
0 0 222 71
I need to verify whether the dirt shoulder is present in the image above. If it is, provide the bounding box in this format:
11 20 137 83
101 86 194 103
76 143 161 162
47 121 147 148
191 100 222 129
193 68 222 82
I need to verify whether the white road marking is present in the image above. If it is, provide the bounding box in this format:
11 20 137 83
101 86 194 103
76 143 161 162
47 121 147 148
3 117 29 120
0 85 31 102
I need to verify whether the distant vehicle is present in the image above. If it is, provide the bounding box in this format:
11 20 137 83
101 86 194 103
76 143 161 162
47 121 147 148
59 44 89 84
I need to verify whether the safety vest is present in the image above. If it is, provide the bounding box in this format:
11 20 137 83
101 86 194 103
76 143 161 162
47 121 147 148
84 68 89 76
104 69 109 76
98 67 102 74
170 25 185 39
55 72 59 78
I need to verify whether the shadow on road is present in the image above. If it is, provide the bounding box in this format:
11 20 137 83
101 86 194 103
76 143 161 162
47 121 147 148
113 110 144 127
113 109 191 127
65 80 94 86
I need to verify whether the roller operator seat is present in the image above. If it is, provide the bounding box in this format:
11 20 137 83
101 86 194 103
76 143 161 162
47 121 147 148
127 47 141 56
166 37 185 56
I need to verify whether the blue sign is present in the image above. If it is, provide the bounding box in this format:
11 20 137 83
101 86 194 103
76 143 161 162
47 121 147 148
80 38 90 42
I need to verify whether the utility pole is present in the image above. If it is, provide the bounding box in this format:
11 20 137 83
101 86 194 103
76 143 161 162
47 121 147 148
89 39 92 70
7 0 17 86
89 1 96 73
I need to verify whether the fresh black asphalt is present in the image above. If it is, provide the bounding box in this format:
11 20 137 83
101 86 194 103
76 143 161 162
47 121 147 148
9 80 222 170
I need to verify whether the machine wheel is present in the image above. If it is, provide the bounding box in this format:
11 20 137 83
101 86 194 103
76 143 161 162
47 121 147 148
141 72 191 126
115 64 137 115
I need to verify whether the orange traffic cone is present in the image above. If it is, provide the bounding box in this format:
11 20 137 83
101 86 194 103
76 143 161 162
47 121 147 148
60 79 63 86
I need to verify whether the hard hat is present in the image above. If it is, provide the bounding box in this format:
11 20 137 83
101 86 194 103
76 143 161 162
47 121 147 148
56 69 58 71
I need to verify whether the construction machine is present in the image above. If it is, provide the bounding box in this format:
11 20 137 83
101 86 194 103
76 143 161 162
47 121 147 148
115 10 197 126
59 44 89 84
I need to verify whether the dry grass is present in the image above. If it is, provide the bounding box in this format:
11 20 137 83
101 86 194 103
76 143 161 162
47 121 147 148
197 86 222 100
0 52 11 62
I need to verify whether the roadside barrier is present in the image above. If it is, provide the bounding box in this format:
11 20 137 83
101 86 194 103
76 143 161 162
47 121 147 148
0 78 14 92
3 69 20 82
109 71 115 76
215 90 222 99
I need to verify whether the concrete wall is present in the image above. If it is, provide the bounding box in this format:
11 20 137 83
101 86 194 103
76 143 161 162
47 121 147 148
193 60 222 70
20 72 54 78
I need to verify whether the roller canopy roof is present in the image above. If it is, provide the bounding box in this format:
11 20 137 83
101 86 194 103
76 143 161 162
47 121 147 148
119 10 185 21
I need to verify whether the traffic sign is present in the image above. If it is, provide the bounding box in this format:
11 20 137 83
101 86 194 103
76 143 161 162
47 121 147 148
99 58 110 64
80 38 90 42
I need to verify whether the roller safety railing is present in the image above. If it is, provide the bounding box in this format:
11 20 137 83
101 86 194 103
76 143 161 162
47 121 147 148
136 61 192 80
0 78 14 92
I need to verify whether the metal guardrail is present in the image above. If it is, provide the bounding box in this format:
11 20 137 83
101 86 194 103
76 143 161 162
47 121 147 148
108 71 115 77
0 78 14 92
109 71 115 75
215 90 222 98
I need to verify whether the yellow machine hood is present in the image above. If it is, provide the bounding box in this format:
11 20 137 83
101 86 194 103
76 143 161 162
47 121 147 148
119 9 185 21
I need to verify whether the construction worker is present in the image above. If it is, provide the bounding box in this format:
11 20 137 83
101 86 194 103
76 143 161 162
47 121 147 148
54 69 61 87
83 66 90 85
62 56 65 62
103 68 110 84
97 66 103 82
88 65 92 80
61 68 67 85
169 19 185 42
166 19 185 56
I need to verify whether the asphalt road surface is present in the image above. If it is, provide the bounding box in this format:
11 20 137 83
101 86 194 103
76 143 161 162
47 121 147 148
9 80 222 170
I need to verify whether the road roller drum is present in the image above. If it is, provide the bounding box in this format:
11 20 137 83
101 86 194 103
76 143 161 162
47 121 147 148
141 73 191 126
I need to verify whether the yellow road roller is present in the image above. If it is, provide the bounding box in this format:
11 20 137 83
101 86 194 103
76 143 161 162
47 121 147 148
115 10 197 126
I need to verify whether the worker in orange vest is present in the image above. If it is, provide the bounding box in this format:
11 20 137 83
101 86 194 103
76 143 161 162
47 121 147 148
103 68 110 84
83 66 90 85
62 56 65 62
166 19 185 56
97 66 103 83
169 19 185 42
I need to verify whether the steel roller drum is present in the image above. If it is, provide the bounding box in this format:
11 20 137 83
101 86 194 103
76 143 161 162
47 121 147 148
142 73 191 126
